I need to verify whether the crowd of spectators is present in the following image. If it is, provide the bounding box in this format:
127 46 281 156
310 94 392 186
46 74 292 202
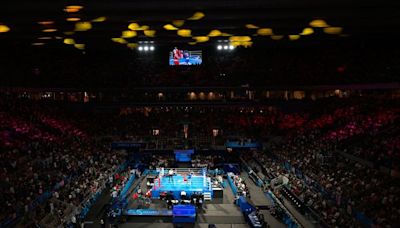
1 94 399 227
229 173 250 198
246 100 399 227
0 100 126 227
191 154 226 169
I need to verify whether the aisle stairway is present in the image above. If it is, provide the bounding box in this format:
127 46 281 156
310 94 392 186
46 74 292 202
203 192 212 201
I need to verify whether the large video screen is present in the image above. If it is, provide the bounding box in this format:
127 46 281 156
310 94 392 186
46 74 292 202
169 48 202 66
174 149 194 162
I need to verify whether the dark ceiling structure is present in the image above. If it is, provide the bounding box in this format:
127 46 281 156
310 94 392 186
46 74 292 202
1 0 400 50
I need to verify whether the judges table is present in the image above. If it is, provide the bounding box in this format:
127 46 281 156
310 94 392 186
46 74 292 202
237 196 254 214
212 182 223 198
247 211 263 228
172 204 196 223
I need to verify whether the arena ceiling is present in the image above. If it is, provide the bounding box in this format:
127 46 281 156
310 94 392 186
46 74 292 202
1 0 400 50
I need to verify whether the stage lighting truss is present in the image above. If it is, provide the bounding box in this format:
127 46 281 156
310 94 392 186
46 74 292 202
216 40 234 51
137 41 155 52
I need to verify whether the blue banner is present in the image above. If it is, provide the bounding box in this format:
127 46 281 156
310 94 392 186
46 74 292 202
119 175 136 201
125 208 173 216
225 141 262 149
111 142 146 149
227 174 238 196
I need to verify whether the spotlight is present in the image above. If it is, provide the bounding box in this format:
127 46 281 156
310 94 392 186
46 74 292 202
229 45 234 50
149 46 155 51
138 46 143 51
217 45 222 50
223 45 228 50
144 46 149 51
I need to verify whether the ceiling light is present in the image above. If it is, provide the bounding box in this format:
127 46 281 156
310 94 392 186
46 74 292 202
323 27 343 35
217 45 222 50
149 46 155 51
188 12 205 20
63 38 75 45
127 43 138 49
67 18 81 22
32 42 45 46
75 22 92 31
229 36 251 42
229 45 234 50
289 35 300 40
74 44 85 50
177 29 191 37
0 24 10 33
66 5 83 10
38 21 54 25
64 8 79 13
64 5 83 13
223 45 228 50
122 30 137 38
92 17 106 22
271 35 284 40
144 46 149 51
228 41 248 48
246 24 259 29
309 19 329 28
128 23 140 30
193 36 209 42
208 29 222 37
138 46 143 51
42 28 57 32
144 30 156 37
241 41 253 47
163 24 178 31
172 20 185 27
38 37 52 40
257 28 273 36
300 27 314 36
127 23 149 31
138 25 149 30
111 38 127 44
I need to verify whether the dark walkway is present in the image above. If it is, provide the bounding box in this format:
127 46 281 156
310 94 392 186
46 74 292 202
240 173 285 228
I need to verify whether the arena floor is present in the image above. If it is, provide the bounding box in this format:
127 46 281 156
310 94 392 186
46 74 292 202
84 171 289 228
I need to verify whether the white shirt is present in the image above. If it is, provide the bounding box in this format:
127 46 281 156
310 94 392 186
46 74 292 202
181 191 186 196
169 169 173 175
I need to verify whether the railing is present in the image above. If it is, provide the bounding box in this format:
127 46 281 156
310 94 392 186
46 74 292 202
265 191 302 228
63 162 129 226
227 173 238 196
280 158 373 227
118 174 136 202
0 175 74 227
252 154 329 227
240 157 264 187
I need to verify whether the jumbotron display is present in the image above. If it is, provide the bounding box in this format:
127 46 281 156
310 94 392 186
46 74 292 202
169 47 202 65
174 149 194 162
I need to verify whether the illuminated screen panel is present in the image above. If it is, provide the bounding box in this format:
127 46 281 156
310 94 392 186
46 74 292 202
169 48 202 66
174 149 194 162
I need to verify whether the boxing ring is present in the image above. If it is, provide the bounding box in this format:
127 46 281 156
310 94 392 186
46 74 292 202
151 168 212 200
